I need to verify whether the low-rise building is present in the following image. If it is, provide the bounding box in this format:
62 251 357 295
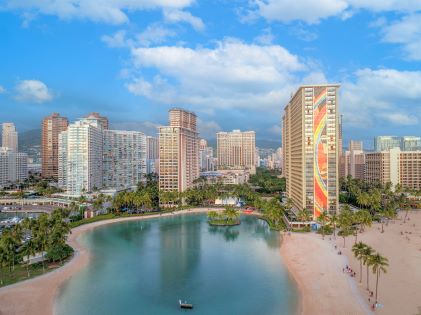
200 169 250 185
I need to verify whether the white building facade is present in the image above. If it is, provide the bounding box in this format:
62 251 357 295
1 123 18 152
60 119 103 196
103 130 147 189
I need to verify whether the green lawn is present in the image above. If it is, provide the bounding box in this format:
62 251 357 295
208 219 240 226
0 259 71 288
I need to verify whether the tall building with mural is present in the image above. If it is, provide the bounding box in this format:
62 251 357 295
282 84 340 219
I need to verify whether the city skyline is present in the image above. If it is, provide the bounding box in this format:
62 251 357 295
1 2 421 146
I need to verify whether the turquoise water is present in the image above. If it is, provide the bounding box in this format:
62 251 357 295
56 214 298 315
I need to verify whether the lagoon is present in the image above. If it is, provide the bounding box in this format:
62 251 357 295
56 214 298 315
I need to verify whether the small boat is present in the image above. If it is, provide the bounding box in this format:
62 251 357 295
179 299 193 309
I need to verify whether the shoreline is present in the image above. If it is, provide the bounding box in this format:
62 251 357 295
0 208 380 315
280 232 371 315
0 208 224 315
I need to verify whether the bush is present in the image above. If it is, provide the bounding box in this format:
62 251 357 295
46 244 74 263
317 225 333 235
292 226 311 233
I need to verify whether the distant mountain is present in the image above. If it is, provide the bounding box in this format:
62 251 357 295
19 129 41 150
12 129 281 151
255 139 281 149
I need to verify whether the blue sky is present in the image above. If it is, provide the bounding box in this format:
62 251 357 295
0 0 421 148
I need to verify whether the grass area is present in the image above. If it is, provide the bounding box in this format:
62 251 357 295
69 213 117 228
0 257 72 288
208 219 240 226
292 227 311 233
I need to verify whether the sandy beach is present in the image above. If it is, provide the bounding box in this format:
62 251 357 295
336 210 421 315
281 232 371 315
0 208 221 315
281 210 421 315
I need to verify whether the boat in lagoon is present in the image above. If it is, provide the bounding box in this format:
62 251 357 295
179 300 193 309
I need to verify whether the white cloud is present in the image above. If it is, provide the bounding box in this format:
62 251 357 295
255 0 349 24
3 0 195 24
0 85 5 94
137 24 177 46
342 68 421 128
252 0 421 24
15 79 53 103
254 28 275 45
197 119 221 138
126 39 318 112
348 0 421 12
380 113 418 126
288 24 318 41
268 124 282 135
380 14 421 60
101 30 128 48
102 24 177 49
163 9 205 31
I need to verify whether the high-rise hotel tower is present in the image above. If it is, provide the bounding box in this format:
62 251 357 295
42 113 69 179
159 108 199 196
282 84 340 218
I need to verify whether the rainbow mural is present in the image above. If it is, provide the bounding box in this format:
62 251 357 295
313 88 328 218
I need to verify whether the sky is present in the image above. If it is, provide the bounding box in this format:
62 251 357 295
0 0 421 148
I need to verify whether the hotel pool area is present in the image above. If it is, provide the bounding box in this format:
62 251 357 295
55 214 298 315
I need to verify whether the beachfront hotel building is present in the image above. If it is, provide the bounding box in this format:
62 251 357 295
340 140 365 180
146 136 159 174
365 148 421 190
282 84 340 218
199 139 215 172
58 118 103 196
0 147 27 187
158 108 199 197
16 152 28 182
374 136 421 152
216 130 256 174
0 147 16 187
1 123 18 152
41 113 69 179
84 112 109 130
103 130 147 189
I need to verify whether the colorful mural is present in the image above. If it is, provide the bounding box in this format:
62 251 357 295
313 88 328 218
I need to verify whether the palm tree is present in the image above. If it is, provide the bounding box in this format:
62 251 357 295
317 211 329 240
22 237 36 277
0 244 6 285
35 213 50 272
328 213 339 238
207 211 219 222
361 245 374 290
1 230 16 274
352 242 366 283
369 253 389 303
10 224 23 271
223 206 240 224
403 204 411 223
297 209 311 222
338 227 352 248
357 210 372 233
357 192 368 209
